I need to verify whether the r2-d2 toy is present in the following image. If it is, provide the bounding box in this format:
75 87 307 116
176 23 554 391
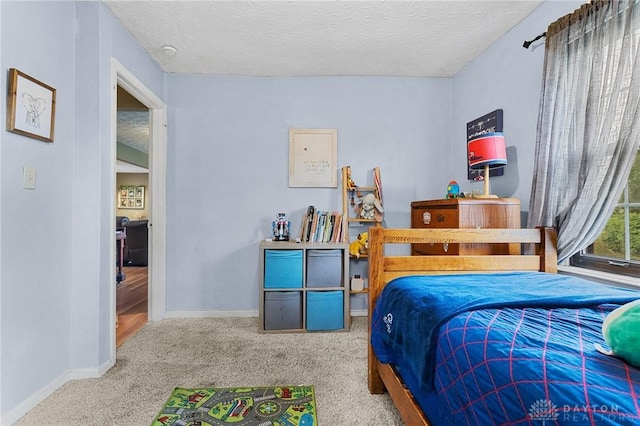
272 212 291 241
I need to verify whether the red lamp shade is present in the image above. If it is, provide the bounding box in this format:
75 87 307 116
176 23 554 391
468 132 507 169
467 132 507 197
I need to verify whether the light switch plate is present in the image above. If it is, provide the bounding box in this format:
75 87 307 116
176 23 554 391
23 166 36 189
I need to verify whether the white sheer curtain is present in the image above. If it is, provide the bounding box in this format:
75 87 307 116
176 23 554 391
528 0 640 262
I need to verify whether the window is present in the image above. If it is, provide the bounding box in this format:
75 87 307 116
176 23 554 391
570 152 640 278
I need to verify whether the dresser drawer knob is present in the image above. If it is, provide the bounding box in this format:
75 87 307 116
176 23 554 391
422 212 431 224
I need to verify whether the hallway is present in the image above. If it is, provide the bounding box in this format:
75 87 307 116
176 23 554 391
116 266 147 347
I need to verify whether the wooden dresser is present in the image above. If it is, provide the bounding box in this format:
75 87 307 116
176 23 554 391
410 198 521 255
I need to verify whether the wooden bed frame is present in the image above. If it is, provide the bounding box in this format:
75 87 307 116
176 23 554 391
367 226 558 425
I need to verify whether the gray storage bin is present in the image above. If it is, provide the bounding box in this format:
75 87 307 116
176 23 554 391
306 249 343 287
264 291 302 330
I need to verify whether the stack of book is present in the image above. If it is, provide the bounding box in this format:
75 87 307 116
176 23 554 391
299 206 343 243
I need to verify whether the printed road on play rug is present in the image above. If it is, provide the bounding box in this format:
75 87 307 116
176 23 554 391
151 385 317 425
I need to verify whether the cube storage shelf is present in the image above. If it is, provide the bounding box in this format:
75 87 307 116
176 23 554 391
259 240 350 333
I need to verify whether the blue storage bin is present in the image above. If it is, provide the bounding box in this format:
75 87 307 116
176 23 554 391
306 249 343 288
264 249 303 288
264 291 302 330
306 291 344 331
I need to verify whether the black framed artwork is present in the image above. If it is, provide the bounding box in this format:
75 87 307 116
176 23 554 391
467 109 505 181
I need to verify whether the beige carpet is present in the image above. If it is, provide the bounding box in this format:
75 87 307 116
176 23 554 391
15 317 403 425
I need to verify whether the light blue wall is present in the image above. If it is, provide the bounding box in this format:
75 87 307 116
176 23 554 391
161 0 582 315
165 75 451 312
1 0 76 417
72 0 164 372
1 1 164 421
451 0 583 217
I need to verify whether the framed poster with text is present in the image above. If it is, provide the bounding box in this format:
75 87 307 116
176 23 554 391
467 109 505 181
288 129 338 187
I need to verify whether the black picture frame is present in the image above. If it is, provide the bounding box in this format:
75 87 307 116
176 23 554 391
467 109 505 181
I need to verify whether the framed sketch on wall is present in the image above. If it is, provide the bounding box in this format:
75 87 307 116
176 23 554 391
289 128 338 187
6 68 56 143
119 186 145 209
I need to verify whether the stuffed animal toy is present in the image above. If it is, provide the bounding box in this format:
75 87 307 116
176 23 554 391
355 193 384 222
349 232 369 258
595 299 640 368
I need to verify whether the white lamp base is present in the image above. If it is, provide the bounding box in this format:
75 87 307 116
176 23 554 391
478 164 499 198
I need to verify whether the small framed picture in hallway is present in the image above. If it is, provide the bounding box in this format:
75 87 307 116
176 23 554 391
118 185 145 209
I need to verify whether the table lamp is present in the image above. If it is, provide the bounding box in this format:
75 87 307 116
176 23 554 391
468 132 507 198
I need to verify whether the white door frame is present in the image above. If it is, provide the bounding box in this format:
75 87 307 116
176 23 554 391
110 58 167 357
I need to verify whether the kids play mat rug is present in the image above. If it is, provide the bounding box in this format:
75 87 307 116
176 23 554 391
152 385 317 425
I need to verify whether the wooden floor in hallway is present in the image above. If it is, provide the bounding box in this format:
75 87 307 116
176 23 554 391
116 266 148 348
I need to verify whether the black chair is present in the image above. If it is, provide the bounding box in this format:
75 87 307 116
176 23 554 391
124 220 149 266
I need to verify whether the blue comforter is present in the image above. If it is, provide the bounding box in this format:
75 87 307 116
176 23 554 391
371 272 640 392
432 305 640 425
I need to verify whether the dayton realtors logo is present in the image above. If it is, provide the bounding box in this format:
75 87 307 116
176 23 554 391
529 399 623 423
528 399 559 425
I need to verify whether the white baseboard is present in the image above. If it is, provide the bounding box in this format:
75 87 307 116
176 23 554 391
2 358 114 425
350 309 368 317
1 372 68 425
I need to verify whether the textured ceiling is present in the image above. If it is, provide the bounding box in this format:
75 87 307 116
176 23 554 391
117 111 149 153
103 0 544 78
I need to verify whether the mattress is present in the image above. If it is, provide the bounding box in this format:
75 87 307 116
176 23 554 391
371 272 640 425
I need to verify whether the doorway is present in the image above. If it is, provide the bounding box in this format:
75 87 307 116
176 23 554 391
116 85 149 346
111 59 167 358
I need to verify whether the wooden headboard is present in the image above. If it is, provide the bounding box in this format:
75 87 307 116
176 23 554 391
367 227 557 312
